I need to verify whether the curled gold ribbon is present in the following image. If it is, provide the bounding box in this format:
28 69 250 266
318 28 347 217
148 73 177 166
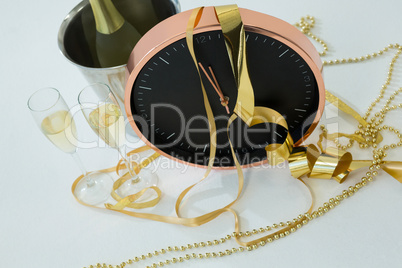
289 145 353 183
288 144 402 183
72 146 163 210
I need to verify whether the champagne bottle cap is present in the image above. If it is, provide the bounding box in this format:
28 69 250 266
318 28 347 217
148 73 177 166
89 0 125 34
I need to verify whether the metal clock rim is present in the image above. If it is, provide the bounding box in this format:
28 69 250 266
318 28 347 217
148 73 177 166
124 7 326 169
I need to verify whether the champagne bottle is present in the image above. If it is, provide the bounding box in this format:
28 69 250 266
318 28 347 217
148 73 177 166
89 0 142 67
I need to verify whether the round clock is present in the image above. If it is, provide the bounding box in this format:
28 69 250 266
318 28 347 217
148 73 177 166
125 7 325 168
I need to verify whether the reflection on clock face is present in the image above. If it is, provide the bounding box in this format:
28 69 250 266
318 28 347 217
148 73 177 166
130 30 320 167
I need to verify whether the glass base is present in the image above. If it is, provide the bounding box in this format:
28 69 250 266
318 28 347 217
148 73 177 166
74 171 114 205
117 167 158 200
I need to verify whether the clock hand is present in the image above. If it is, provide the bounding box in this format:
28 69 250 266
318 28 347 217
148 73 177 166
198 62 230 114
208 66 230 107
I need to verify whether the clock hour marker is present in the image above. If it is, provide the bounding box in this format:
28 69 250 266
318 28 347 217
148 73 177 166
167 133 175 139
279 49 289 58
144 74 149 76
306 84 311 87
153 62 158 65
139 104 144 106
274 131 283 138
218 33 221 39
181 43 185 48
141 80 146 83
139 86 152 90
138 92 143 94
302 71 308 74
188 145 191 149
208 35 211 40
306 91 311 93
166 52 170 56
295 120 299 123
159 57 170 65
298 115 303 118
271 41 275 46
290 53 295 57
295 59 300 62
278 45 282 49
148 67 153 71
295 108 306 112
203 144 208 152
263 38 267 43
299 64 305 68
138 98 143 100
140 109 145 112
255 36 259 41
173 47 177 51
180 142 183 146
306 97 311 99
246 35 249 41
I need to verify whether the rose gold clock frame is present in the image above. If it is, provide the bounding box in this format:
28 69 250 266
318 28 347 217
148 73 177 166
125 7 326 169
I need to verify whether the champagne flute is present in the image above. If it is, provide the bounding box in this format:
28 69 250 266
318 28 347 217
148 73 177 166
78 83 158 197
28 87 113 205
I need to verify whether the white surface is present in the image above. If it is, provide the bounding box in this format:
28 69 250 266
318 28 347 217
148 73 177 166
1 0 402 267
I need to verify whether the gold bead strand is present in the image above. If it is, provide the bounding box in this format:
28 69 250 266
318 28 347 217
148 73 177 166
294 16 329 56
364 44 401 120
321 43 400 67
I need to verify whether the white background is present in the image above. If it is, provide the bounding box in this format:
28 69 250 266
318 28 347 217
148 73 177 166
1 0 402 267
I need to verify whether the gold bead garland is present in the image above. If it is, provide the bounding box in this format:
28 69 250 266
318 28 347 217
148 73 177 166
84 16 401 268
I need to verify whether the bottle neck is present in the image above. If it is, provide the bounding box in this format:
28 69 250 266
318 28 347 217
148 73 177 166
89 0 125 34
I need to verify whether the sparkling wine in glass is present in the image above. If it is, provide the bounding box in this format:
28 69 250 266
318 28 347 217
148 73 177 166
78 83 158 197
28 87 113 205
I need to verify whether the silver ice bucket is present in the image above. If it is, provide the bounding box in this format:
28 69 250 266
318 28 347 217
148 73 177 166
58 0 180 103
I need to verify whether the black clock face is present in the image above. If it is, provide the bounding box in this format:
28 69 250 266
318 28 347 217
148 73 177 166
130 30 319 167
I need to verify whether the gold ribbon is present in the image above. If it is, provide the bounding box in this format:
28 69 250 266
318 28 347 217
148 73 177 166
215 5 294 166
108 150 162 210
72 146 163 210
289 145 355 183
288 144 402 183
214 5 255 125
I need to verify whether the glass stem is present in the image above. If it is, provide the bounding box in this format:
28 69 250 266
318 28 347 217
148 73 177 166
116 145 138 180
71 152 95 187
